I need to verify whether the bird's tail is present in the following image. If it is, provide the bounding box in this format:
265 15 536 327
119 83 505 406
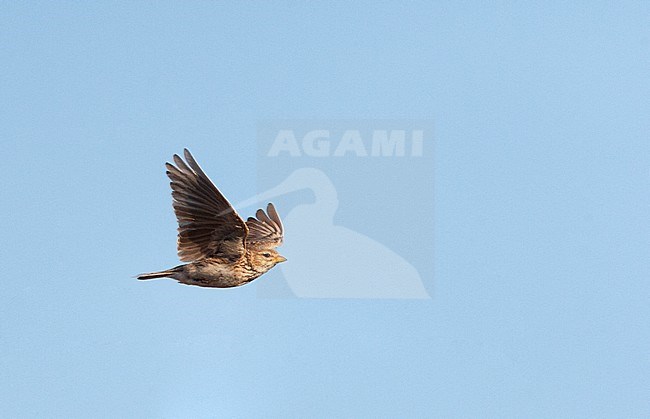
136 265 183 280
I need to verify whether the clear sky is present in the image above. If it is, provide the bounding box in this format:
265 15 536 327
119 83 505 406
1 2 649 417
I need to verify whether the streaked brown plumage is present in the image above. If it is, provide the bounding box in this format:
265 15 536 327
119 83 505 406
137 149 286 288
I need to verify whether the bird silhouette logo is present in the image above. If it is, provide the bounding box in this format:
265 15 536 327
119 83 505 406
234 167 430 299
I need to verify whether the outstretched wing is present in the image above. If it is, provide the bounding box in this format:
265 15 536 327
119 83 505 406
165 149 248 262
245 203 284 249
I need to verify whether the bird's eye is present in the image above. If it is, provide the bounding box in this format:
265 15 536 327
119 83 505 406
263 253 271 258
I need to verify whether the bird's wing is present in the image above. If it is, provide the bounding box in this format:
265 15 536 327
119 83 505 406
166 149 248 262
245 203 284 249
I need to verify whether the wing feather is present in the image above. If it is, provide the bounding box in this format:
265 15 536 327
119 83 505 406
245 203 284 249
166 149 248 262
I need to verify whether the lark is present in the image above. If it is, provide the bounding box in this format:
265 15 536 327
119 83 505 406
137 149 286 288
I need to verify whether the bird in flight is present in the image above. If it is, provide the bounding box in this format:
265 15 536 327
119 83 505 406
137 149 286 288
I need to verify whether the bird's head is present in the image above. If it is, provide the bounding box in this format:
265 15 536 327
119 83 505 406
250 248 287 272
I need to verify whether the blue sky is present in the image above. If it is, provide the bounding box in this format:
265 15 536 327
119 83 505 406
1 2 649 417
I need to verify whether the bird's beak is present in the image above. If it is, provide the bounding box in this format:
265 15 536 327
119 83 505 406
275 255 287 263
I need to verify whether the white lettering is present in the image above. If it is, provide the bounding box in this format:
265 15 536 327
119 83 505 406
411 130 423 157
371 130 406 156
302 130 330 157
267 130 301 156
267 129 424 157
333 130 367 157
